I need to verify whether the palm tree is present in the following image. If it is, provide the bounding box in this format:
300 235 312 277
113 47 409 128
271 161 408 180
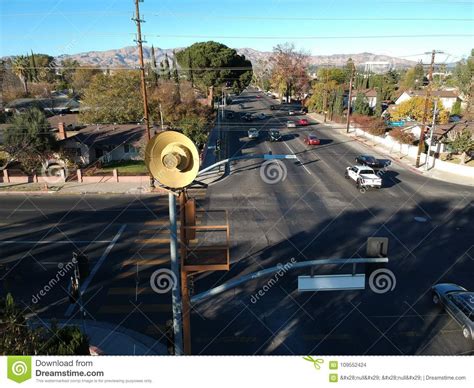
12 55 30 94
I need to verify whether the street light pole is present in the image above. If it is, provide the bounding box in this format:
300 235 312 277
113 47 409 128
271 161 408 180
415 50 444 168
168 191 184 355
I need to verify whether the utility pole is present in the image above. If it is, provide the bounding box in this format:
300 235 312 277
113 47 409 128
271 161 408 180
323 64 329 123
415 50 444 168
346 63 355 133
133 0 154 187
425 99 438 171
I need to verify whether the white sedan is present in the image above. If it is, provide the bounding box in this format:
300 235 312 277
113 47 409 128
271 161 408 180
286 121 296 128
248 128 260 139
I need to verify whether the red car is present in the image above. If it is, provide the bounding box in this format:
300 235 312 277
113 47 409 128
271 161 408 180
298 118 309 126
304 134 320 145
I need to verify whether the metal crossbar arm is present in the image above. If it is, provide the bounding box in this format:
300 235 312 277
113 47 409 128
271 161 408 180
198 154 296 176
190 257 388 304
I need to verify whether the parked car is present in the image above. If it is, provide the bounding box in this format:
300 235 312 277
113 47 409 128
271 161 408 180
432 283 474 340
286 121 296 128
270 105 278 110
248 128 259 139
288 110 295 116
298 118 309 126
256 113 266 120
256 95 262 99
304 134 320 145
268 129 282 142
345 165 382 189
242 113 253 122
355 154 385 169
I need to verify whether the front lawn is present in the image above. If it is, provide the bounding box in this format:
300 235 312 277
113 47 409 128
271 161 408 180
99 160 148 174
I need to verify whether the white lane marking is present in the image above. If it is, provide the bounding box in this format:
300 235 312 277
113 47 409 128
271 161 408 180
283 141 312 175
0 240 112 244
64 224 127 317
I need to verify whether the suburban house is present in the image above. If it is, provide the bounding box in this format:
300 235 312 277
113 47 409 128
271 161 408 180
351 88 378 108
58 124 158 165
395 89 462 111
428 120 474 153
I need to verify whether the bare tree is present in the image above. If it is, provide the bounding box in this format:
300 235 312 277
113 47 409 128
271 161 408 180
270 43 310 102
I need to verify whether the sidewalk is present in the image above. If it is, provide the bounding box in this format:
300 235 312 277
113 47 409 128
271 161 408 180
31 319 167 355
0 181 167 195
309 112 474 187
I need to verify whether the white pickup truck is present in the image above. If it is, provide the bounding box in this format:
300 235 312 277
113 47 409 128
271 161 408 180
345 165 382 189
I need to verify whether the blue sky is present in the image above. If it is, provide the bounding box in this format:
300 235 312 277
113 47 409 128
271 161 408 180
1 0 473 62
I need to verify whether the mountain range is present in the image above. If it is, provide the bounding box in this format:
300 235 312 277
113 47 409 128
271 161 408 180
55 46 417 69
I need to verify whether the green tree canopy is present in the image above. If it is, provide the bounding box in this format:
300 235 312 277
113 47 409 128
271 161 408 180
175 41 253 93
447 128 474 164
401 62 425 90
3 108 56 172
79 70 143 124
354 93 371 115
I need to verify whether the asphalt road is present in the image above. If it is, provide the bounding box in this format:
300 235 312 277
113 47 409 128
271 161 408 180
190 88 474 355
0 88 473 356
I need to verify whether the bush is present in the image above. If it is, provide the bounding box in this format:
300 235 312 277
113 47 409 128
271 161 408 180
389 127 415 144
350 114 387 136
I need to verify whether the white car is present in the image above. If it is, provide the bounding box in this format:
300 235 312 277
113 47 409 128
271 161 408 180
286 121 296 128
288 110 295 116
345 165 382 189
256 113 266 120
248 128 259 139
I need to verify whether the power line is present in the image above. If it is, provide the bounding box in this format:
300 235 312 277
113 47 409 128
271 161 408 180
2 33 473 40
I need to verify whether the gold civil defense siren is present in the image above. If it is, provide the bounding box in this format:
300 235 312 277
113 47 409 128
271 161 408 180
145 131 200 189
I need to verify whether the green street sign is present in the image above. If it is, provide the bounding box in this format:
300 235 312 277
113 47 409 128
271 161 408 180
7 356 32 383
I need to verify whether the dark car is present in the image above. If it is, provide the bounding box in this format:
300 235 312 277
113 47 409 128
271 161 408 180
270 105 278 110
226 112 234 119
268 129 281 142
355 155 384 169
242 113 253 122
432 283 474 340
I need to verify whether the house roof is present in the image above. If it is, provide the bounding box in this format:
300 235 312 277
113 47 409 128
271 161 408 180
353 88 378 98
433 120 473 138
47 113 81 129
5 97 80 112
61 124 158 147
402 89 460 99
